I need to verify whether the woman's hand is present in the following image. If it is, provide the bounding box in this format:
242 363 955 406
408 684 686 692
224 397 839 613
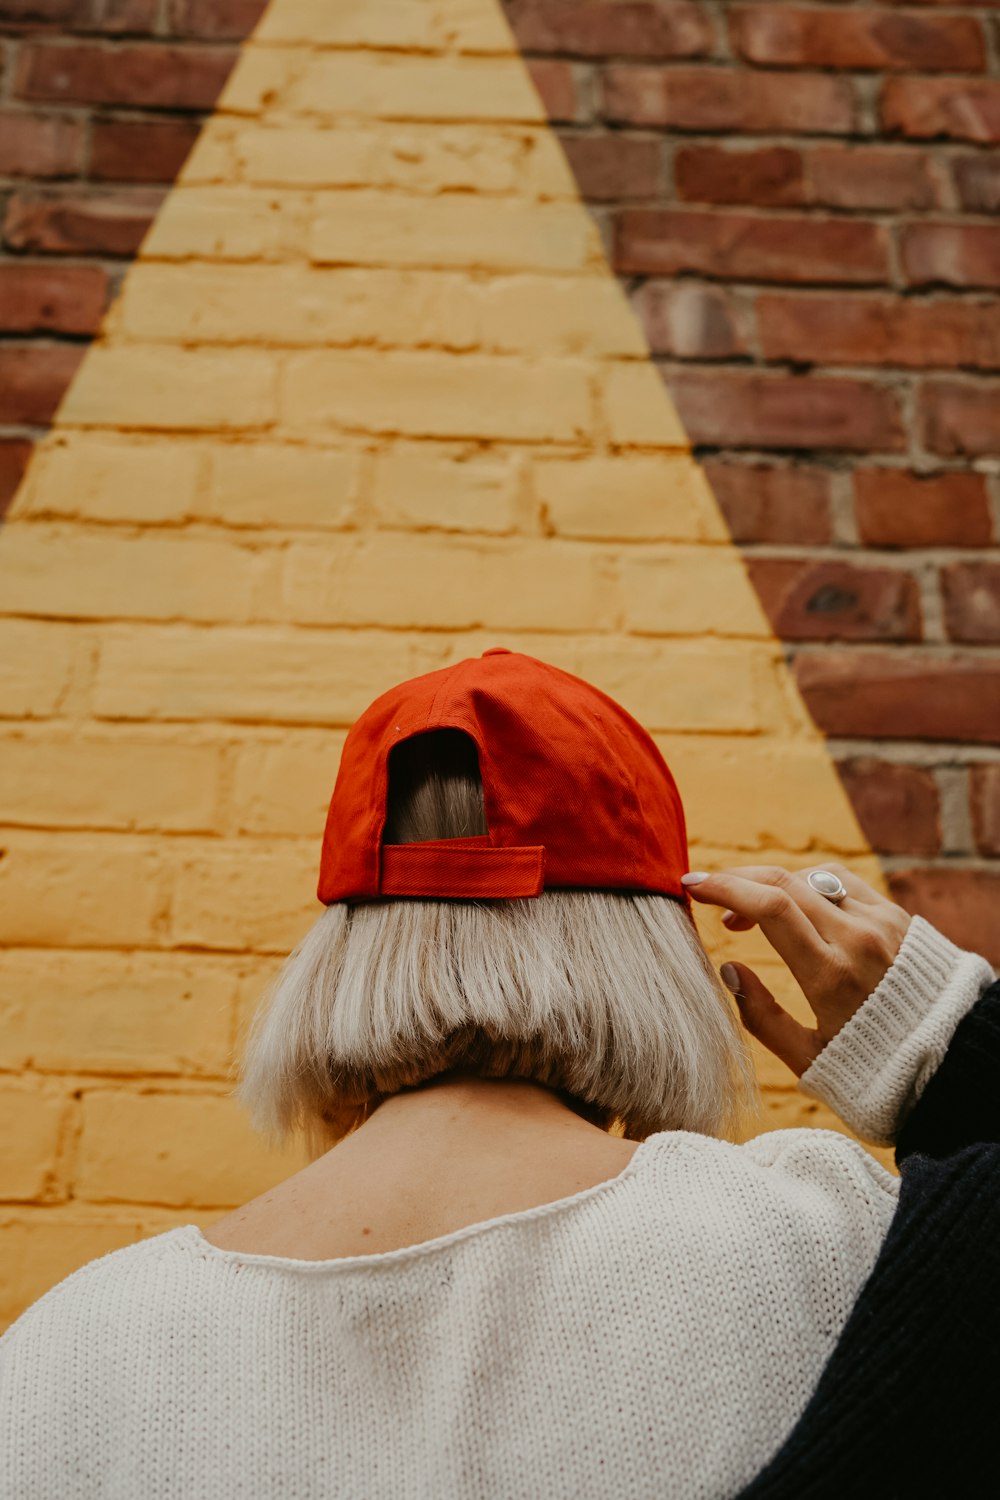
681 862 913 1078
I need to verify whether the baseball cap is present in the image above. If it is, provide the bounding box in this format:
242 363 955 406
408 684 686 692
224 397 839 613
317 647 693 914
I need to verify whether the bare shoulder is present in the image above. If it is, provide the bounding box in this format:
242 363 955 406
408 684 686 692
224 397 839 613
201 1125 642 1262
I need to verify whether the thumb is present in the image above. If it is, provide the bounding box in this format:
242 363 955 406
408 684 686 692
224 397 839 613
720 963 821 1079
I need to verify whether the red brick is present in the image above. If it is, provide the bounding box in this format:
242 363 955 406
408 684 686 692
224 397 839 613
731 6 986 72
0 0 159 28
757 293 1000 371
854 469 993 548
601 65 855 135
506 0 711 59
676 143 938 212
809 146 940 211
0 438 33 521
615 209 888 284
953 155 1000 213
881 78 1000 143
835 758 941 857
557 132 660 200
676 146 806 207
166 0 266 37
527 60 579 123
920 380 1000 458
0 0 160 29
794 650 1000 744
3 187 164 255
15 41 238 110
631 281 749 358
667 370 905 451
0 110 84 177
0 1 87 24
0 343 86 425
970 764 1000 858
941 563 1000 644
701 461 832 544
902 224 1000 291
90 117 201 181
0 263 108 334
886 868 1000 967
747 558 922 642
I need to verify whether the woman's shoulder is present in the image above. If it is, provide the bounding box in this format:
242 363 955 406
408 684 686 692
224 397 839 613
0 1228 191 1362
640 1124 900 1249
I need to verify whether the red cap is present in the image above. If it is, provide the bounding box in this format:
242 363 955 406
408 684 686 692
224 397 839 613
317 647 693 913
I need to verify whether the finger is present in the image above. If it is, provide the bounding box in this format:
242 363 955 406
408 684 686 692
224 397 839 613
685 864 852 944
682 869 832 979
721 962 822 1078
721 908 756 933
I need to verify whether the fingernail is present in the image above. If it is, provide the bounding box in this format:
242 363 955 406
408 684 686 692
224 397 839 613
720 963 741 995
721 910 736 925
681 871 710 885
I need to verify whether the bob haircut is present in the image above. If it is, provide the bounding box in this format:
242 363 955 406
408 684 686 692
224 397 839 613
234 728 759 1160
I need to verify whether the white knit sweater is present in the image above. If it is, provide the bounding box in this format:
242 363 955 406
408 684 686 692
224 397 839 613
2 914 996 1500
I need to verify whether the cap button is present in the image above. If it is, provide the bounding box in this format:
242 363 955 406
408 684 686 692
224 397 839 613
483 647 512 656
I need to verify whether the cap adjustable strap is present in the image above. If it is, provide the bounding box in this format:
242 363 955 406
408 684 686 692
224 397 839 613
379 836 545 898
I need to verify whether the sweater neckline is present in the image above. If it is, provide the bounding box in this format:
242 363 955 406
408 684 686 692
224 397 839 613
175 1129 675 1273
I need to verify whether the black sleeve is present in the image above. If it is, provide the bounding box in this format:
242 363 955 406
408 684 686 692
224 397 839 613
895 976 1000 1165
737 977 1000 1500
735 1141 1000 1500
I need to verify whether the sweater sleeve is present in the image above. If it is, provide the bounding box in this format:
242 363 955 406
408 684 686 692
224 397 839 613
795 913 998 1148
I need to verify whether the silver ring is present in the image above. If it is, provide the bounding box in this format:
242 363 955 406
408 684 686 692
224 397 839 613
807 869 848 903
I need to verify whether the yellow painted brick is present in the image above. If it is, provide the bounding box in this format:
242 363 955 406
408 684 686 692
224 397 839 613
233 732 344 836
281 350 592 442
655 734 868 855
0 950 235 1076
78 1090 308 1208
58 346 277 432
191 123 559 196
0 834 166 947
282 534 618 631
93 625 446 725
755 1090 852 1138
603 363 689 448
117 263 634 360
0 729 222 833
117 264 465 348
12 435 198 525
168 841 323 952
202 443 363 529
535 455 729 542
213 44 312 116
310 191 598 272
474 276 645 357
432 0 518 51
142 186 311 262
0 1081 70 1200
0 523 278 624
255 0 439 47
255 0 515 51
373 445 520 533
621 548 773 638
0 619 81 718
284 53 544 121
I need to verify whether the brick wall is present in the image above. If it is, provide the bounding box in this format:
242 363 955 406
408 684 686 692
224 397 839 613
0 0 268 512
501 0 1000 954
0 0 997 1325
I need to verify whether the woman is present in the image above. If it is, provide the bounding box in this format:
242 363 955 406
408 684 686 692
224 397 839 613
1 647 996 1499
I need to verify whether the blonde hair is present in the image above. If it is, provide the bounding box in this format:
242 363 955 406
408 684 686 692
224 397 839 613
233 729 759 1159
